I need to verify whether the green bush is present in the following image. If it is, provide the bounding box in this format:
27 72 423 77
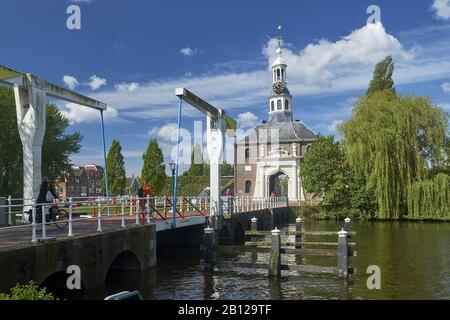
0 281 55 300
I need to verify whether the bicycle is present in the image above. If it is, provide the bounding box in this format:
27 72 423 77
49 204 69 229
27 203 68 229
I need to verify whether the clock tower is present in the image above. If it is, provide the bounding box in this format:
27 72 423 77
269 29 293 123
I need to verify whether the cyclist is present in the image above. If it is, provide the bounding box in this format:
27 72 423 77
35 177 57 223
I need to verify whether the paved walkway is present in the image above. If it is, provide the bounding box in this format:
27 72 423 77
0 211 207 251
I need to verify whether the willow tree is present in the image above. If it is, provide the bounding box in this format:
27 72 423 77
341 91 449 219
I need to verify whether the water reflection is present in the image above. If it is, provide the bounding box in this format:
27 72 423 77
81 220 449 300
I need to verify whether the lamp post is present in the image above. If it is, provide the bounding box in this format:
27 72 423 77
169 161 176 228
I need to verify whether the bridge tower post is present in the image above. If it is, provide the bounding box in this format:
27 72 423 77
14 79 46 205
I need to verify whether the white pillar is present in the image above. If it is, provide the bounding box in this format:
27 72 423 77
14 79 46 205
206 113 224 218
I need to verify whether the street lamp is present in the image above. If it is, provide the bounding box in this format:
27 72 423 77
169 161 176 228
169 161 176 177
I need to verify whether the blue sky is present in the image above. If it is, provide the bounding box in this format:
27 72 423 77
1 0 450 176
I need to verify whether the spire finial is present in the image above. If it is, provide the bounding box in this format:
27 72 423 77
276 25 282 56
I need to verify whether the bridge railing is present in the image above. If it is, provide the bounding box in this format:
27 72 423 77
0 194 287 245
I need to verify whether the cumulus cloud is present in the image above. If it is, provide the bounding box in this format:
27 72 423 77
432 0 450 20
88 75 107 90
328 120 344 132
115 82 140 92
441 82 450 93
148 123 178 141
180 47 196 56
237 112 259 128
264 22 413 88
60 103 118 124
67 22 450 125
63 75 79 90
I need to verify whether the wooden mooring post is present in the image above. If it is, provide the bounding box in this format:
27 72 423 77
269 228 281 277
295 218 302 249
251 217 258 242
204 226 215 271
205 217 355 279
337 228 349 278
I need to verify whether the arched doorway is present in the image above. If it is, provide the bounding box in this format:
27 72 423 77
269 172 289 197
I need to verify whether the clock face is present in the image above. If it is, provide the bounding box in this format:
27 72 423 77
273 81 284 95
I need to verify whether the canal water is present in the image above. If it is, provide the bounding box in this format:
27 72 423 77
83 219 449 300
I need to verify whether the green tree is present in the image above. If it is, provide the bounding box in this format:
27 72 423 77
0 87 82 197
301 135 346 195
367 55 395 95
187 143 204 176
302 135 376 218
0 281 55 300
42 105 83 184
140 139 166 194
341 91 449 219
101 140 126 195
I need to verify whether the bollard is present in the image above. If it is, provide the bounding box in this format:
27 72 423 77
337 228 349 278
269 227 281 277
129 196 133 216
97 198 103 232
164 195 167 219
68 198 74 237
31 198 37 244
146 195 150 224
204 226 215 271
121 196 126 228
7 195 12 225
295 218 302 249
251 217 258 243
344 216 351 233
135 196 141 225
41 203 47 240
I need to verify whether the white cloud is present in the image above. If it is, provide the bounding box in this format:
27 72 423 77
441 82 450 93
60 103 118 124
115 82 140 92
328 120 344 132
432 0 450 20
88 75 107 90
68 22 450 125
180 47 196 56
237 112 259 128
264 22 413 88
148 123 178 141
63 75 79 90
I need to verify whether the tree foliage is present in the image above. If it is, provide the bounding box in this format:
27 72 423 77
367 55 395 95
302 135 376 219
0 281 55 300
101 140 126 195
0 87 82 197
140 139 166 194
302 135 345 195
341 91 449 219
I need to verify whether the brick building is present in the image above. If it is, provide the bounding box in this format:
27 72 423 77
57 164 104 199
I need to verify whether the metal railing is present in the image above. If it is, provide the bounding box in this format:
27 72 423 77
0 195 288 245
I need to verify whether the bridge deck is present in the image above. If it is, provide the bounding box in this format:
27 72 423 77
0 212 207 251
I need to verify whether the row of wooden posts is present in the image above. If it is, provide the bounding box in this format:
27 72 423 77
203 217 356 279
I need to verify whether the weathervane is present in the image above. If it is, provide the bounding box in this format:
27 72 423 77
276 25 282 48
